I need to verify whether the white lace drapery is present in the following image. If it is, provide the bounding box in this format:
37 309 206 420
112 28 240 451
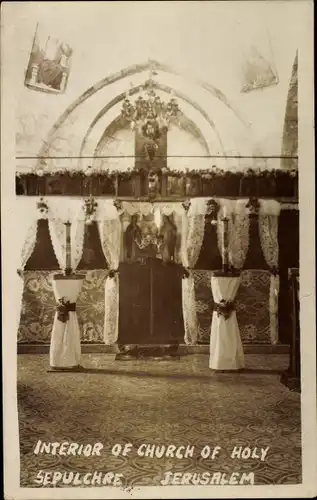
15 199 39 341
217 199 250 269
258 200 281 344
20 202 39 272
258 201 280 269
48 216 66 270
181 199 206 344
70 204 85 271
97 201 122 345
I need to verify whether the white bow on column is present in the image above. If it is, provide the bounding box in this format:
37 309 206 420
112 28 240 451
258 200 281 344
97 201 122 345
180 199 206 344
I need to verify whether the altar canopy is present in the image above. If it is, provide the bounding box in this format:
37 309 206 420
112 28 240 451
16 196 286 347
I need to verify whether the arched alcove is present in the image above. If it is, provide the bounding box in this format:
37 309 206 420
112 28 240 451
92 111 210 172
35 60 256 173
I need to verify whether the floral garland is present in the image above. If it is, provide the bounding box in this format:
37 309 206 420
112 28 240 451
16 167 298 198
16 167 298 179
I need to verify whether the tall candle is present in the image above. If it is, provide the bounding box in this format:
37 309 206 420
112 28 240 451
64 221 72 275
222 216 229 273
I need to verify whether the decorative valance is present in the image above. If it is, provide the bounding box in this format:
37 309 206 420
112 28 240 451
14 196 298 230
259 199 281 216
120 201 186 217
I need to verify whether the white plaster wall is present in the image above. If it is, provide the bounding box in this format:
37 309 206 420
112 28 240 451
5 1 305 170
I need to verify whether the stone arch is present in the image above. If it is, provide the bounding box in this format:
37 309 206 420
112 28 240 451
281 52 298 169
77 82 224 172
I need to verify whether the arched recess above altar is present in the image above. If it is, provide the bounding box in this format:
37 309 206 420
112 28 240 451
31 60 257 173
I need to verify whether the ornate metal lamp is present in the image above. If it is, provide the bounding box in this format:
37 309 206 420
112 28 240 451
120 72 180 140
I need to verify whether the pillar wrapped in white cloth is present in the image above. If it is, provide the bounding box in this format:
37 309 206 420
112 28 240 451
209 274 244 370
50 275 84 369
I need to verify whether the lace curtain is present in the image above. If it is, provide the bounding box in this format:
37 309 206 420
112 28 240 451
217 199 250 269
180 199 206 344
15 200 39 341
48 217 66 270
70 204 85 271
258 200 281 344
97 202 122 345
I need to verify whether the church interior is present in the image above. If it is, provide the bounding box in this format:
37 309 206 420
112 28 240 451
13 2 301 488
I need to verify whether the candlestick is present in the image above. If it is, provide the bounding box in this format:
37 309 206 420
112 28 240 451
221 215 229 273
64 221 72 276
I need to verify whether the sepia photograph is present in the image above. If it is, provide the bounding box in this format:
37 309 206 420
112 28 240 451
1 1 316 499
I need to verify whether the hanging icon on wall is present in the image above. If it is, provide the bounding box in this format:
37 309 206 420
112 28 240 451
24 23 73 94
240 45 279 93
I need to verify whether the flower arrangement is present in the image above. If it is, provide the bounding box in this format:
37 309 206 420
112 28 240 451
84 196 98 225
56 297 76 323
108 269 119 279
214 300 236 320
36 197 49 214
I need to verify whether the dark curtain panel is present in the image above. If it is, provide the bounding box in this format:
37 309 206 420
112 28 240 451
25 219 59 270
244 215 268 270
278 209 299 344
195 221 222 270
77 222 108 270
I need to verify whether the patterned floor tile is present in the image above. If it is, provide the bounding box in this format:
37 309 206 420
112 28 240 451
17 354 301 488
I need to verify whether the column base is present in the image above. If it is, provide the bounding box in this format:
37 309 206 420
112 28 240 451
210 368 244 373
47 364 83 373
280 371 301 392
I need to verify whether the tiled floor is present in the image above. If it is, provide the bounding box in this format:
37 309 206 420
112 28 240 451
18 353 301 488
